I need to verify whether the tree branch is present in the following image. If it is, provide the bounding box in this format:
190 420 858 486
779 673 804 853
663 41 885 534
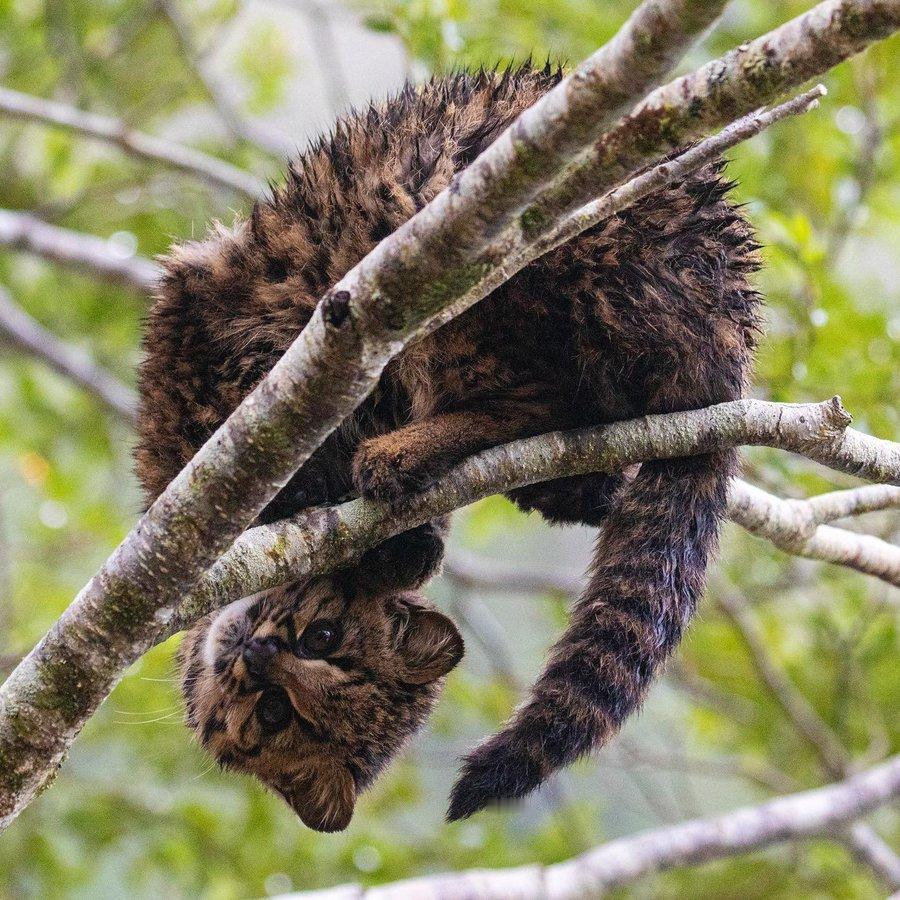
717 590 900 888
613 739 800 795
0 209 159 293
443 547 584 597
0 286 138 424
729 479 900 589
293 0 352 121
718 591 851 779
273 755 900 898
525 0 900 229
447 479 900 598
0 85 264 199
170 397 897 633
846 822 900 889
0 0 895 828
467 85 827 314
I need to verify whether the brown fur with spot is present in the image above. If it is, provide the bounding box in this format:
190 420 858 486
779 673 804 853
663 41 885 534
137 63 761 827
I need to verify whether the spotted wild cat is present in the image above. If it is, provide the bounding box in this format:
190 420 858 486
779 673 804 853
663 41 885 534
136 64 760 829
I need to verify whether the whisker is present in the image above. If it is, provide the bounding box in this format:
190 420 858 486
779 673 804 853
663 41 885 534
112 704 180 715
114 711 184 725
189 757 220 781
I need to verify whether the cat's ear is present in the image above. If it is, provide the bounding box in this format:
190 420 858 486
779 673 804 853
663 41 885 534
278 764 356 832
397 607 464 684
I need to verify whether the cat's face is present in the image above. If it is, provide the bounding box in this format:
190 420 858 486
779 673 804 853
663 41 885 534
179 576 463 831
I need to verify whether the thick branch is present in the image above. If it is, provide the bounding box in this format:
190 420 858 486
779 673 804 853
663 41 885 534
526 0 900 226
0 85 264 198
0 0 725 826
0 287 138 424
0 209 159 292
729 479 900 589
275 756 900 898
171 397 897 631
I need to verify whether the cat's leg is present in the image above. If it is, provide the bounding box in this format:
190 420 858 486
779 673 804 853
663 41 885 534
506 471 632 528
257 436 351 524
352 408 546 502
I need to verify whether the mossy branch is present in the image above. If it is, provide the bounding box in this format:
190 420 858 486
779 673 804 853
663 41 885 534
167 397 898 633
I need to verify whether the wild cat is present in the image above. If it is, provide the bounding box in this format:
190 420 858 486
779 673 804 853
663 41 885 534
136 64 759 830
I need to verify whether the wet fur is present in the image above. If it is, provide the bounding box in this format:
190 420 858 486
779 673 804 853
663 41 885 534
136 64 760 826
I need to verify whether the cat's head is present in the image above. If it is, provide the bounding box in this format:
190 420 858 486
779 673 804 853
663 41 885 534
179 575 464 831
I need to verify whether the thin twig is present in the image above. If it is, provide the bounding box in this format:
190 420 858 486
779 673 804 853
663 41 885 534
443 547 583 597
0 85 264 198
295 0 351 121
157 0 293 156
729 479 900 590
717 591 850 779
0 209 159 293
717 589 900 889
613 738 800 795
0 286 138 425
469 85 829 323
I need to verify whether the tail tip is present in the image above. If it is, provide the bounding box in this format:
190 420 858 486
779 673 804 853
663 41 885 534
446 737 545 822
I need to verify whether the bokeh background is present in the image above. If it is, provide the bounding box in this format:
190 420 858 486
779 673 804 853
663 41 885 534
0 0 897 897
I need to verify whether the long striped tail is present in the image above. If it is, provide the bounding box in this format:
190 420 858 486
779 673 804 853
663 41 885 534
447 449 735 820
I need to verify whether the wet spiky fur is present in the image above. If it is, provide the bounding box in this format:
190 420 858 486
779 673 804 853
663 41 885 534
136 63 761 827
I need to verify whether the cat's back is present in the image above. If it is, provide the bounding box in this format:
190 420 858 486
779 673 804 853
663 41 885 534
136 66 562 503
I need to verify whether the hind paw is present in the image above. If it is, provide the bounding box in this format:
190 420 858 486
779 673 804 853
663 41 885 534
447 735 545 821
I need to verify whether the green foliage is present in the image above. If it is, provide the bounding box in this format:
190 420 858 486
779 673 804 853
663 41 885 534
0 0 897 896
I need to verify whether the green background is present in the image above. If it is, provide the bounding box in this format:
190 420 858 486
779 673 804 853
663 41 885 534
0 0 897 896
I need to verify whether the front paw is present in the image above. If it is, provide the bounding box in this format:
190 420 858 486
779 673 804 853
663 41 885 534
260 467 330 523
359 523 446 592
352 440 439 502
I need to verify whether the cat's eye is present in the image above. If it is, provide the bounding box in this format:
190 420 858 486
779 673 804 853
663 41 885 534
299 619 342 658
257 688 293 733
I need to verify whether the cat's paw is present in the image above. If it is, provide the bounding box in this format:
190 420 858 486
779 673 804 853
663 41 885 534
352 438 440 502
361 523 446 591
447 733 545 821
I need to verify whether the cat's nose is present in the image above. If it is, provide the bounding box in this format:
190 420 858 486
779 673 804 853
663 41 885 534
242 637 278 676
